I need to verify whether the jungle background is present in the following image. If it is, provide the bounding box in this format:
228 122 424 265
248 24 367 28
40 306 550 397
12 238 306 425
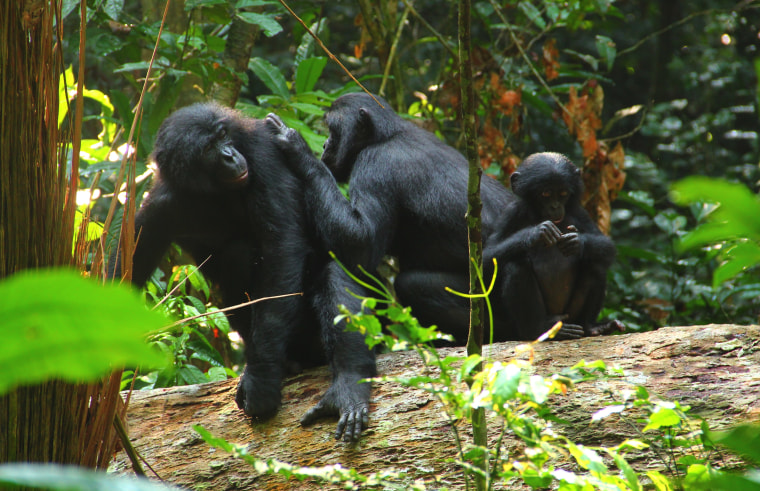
62 0 759 389
1 1 760 489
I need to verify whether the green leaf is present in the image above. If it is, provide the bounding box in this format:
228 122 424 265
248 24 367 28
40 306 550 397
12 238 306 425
491 363 521 408
595 35 617 71
248 57 290 99
646 470 674 491
236 12 283 37
711 424 760 464
0 463 177 491
518 1 546 29
0 269 168 395
567 442 608 473
643 407 681 431
295 57 327 94
712 241 760 286
613 453 642 491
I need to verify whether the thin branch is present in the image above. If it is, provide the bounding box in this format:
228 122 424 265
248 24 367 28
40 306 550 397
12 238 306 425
274 0 384 108
162 292 303 330
400 0 457 59
379 4 411 97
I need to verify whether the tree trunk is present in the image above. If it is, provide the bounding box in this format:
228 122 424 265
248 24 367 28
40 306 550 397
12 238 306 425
0 0 123 473
111 325 760 489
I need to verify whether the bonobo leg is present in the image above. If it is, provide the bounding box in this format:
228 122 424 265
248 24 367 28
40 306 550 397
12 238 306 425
498 261 585 341
395 270 472 343
235 293 306 419
563 262 624 336
301 261 376 442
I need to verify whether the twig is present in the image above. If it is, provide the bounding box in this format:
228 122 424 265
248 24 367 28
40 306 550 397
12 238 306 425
274 0 384 108
162 292 303 330
379 4 411 97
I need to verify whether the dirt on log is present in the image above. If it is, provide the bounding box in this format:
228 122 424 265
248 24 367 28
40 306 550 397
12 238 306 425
111 325 760 489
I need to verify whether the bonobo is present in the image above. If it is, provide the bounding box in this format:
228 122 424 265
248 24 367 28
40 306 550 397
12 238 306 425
264 92 512 343
485 152 622 340
109 103 375 441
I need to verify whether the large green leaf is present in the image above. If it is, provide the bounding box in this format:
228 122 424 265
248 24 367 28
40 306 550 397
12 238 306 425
0 463 179 491
0 269 168 395
295 57 327 94
248 57 289 99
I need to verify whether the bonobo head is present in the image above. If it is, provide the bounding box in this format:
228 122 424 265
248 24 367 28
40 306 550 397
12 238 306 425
321 93 398 181
152 103 249 194
510 152 583 224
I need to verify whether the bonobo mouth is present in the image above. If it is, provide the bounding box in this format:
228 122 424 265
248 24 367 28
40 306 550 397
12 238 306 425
224 169 249 186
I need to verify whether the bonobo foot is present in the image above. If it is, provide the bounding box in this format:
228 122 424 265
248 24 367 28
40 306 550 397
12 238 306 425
235 365 282 419
300 372 372 442
552 322 586 340
585 320 625 337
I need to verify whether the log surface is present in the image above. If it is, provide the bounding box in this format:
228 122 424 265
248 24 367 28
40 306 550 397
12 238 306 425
110 325 760 489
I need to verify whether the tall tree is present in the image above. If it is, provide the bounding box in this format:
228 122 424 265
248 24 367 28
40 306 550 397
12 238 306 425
0 0 121 471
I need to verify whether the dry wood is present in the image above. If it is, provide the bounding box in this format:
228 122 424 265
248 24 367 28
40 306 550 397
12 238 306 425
111 325 760 489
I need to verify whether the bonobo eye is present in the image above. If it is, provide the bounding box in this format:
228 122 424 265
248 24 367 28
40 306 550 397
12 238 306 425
560 190 569 197
541 190 551 198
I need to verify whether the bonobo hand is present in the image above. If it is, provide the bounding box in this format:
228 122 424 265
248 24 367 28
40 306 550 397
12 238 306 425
235 365 282 419
300 372 371 442
264 113 311 156
557 225 582 256
530 220 563 248
585 320 625 337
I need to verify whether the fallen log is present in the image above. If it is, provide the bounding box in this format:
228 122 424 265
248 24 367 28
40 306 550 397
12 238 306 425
110 324 760 489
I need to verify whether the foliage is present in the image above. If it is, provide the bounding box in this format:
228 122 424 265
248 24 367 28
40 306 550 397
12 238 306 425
122 263 241 391
671 177 760 286
0 463 179 491
195 268 759 489
0 269 167 395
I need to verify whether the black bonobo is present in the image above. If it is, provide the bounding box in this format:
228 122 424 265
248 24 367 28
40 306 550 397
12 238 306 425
264 92 512 343
485 152 622 340
108 103 375 441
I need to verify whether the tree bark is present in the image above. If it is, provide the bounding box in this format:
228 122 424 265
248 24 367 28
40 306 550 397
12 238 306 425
111 325 760 489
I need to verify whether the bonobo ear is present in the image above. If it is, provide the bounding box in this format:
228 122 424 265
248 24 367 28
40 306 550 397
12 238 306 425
510 171 521 192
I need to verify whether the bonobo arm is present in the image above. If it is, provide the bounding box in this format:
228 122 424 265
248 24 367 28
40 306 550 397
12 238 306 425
568 204 616 268
486 216 564 261
109 189 175 285
265 114 392 269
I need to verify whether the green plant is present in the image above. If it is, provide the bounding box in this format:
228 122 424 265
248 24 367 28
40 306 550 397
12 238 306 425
122 263 241 390
192 260 757 490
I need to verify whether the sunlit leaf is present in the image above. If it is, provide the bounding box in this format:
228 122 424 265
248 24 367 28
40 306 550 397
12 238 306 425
0 269 168 395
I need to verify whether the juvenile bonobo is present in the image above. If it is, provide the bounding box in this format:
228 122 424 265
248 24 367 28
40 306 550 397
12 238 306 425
264 92 512 343
108 103 375 441
485 152 621 340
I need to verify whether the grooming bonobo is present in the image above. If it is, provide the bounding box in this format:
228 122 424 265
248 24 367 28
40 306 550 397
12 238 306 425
486 152 622 340
108 103 375 441
265 93 511 344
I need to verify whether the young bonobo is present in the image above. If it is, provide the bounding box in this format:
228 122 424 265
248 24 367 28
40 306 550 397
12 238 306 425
486 152 622 340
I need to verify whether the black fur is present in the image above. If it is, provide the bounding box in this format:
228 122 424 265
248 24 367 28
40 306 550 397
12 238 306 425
485 152 620 340
266 92 512 343
109 103 375 441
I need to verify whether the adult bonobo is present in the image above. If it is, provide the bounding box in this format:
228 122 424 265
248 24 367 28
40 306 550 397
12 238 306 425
485 152 622 340
108 103 375 441
264 92 513 343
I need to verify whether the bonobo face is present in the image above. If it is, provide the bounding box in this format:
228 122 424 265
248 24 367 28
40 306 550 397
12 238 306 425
537 186 570 224
205 122 249 188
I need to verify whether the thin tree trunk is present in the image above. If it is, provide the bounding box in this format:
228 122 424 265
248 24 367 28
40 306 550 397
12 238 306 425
458 0 487 488
0 0 123 474
209 15 260 107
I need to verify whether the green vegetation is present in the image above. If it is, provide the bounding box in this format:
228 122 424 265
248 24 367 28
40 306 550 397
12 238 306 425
2 0 758 489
